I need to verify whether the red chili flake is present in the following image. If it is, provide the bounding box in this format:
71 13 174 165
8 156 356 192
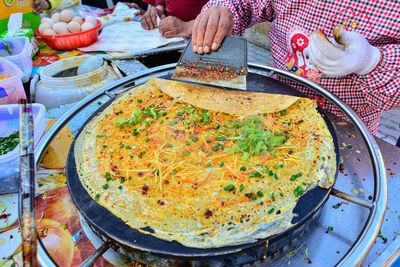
368 195 373 200
339 163 345 173
259 201 264 205
302 258 312 264
157 200 165 205
388 168 391 171
138 172 143 177
204 209 213 218
9 235 13 239
394 162 397 165
142 185 149 195
119 156 123 160
336 251 340 254
295 119 304 125
390 172 395 175
164 180 169 184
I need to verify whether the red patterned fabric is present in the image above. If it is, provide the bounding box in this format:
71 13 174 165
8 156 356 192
203 0 400 134
155 0 208 22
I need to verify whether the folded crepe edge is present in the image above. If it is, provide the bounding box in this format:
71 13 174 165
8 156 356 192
149 77 301 115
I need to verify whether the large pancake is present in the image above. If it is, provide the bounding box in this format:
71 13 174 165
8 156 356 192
75 78 336 248
151 77 300 115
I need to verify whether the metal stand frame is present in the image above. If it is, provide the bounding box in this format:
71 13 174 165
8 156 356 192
29 63 387 267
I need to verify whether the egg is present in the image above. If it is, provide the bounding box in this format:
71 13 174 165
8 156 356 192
59 10 74 23
85 16 97 26
43 29 56 35
71 16 83 25
41 18 54 26
67 21 81 33
51 13 60 23
81 22 94 31
39 23 52 34
52 22 68 35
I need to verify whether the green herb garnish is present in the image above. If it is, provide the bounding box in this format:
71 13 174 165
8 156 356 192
223 184 235 191
294 186 304 197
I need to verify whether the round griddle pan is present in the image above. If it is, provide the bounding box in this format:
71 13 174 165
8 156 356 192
66 72 340 262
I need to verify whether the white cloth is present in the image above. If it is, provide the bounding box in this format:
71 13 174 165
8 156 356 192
79 21 183 52
308 25 381 76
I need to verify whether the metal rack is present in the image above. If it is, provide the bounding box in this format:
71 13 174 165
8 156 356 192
29 63 387 266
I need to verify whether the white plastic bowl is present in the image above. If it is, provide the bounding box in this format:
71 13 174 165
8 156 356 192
0 57 26 104
0 103 47 194
1 37 33 83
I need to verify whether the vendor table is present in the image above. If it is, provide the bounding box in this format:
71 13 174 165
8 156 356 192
0 62 399 266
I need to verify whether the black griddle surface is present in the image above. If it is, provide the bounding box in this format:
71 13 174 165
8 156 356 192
66 72 339 258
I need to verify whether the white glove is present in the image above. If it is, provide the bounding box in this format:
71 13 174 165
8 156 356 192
308 25 381 76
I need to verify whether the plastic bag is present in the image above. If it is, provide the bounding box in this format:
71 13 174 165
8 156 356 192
1 13 39 56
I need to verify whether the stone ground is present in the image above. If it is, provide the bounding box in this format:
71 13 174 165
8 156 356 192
247 43 400 146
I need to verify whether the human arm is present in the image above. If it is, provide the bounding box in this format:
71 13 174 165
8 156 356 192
192 0 273 53
33 0 80 13
309 25 400 111
357 44 400 111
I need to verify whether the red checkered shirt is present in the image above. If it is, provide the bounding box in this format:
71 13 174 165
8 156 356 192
203 0 400 134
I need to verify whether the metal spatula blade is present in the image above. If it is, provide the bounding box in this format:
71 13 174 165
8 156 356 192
172 36 248 90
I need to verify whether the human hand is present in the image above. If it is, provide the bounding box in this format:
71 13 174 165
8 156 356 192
308 25 381 76
140 6 166 30
33 0 51 14
159 17 193 38
192 6 233 54
123 2 146 15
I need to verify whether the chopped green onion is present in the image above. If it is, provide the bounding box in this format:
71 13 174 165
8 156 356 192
102 184 109 189
257 190 263 197
137 99 142 103
168 120 178 126
332 203 342 209
96 134 106 138
220 162 224 167
182 150 190 155
294 186 304 197
239 184 244 191
268 208 275 214
205 163 212 167
95 194 100 201
223 184 235 191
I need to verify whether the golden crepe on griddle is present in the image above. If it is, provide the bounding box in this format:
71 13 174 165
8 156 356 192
75 78 336 248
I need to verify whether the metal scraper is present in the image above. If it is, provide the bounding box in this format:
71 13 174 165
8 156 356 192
172 36 248 90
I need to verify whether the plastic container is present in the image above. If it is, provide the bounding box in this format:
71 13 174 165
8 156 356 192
1 37 33 83
35 19 101 51
0 57 26 104
34 55 117 109
0 103 47 194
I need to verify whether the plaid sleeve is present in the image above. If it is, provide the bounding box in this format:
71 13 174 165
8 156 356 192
356 44 400 111
202 0 274 36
